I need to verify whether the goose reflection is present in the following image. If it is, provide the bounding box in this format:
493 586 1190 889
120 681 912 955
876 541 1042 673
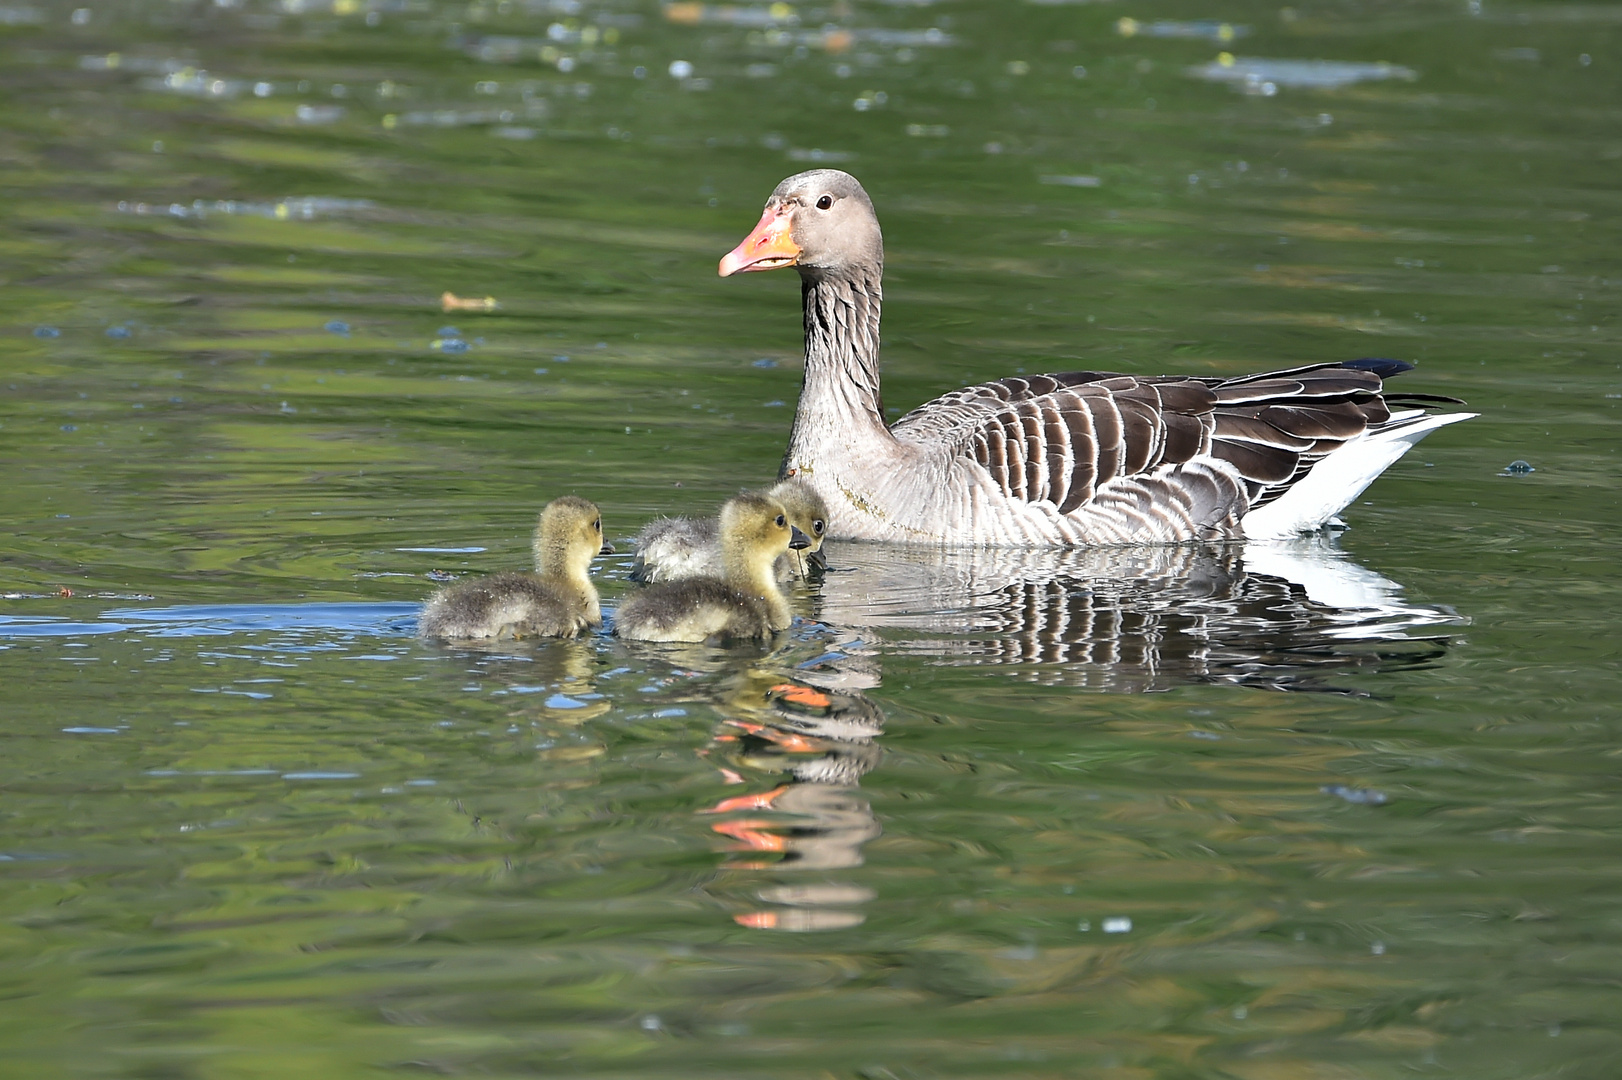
699 670 886 932
809 535 1463 693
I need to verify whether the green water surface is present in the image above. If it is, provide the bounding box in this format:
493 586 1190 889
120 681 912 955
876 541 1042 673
2 0 1620 1076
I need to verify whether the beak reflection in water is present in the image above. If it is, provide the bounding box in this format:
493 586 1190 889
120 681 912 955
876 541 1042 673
678 534 1463 931
701 670 885 933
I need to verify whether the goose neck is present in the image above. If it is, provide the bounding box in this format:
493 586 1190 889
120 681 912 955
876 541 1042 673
798 268 888 431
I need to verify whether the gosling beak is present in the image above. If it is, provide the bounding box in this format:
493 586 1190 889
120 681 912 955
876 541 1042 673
719 208 800 277
599 541 616 555
788 525 811 550
806 546 829 571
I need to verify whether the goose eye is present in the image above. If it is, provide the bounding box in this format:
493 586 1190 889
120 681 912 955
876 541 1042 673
815 194 833 211
813 519 825 535
775 514 786 527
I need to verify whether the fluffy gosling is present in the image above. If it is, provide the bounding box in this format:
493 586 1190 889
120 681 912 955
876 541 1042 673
629 477 829 583
616 492 810 642
419 496 610 640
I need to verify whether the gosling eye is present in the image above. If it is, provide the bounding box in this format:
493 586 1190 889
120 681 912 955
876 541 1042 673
774 514 786 527
812 519 825 535
593 519 601 532
815 194 833 211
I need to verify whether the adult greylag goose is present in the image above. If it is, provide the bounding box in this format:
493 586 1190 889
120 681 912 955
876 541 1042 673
629 477 830 583
616 492 811 642
418 496 611 640
719 169 1476 546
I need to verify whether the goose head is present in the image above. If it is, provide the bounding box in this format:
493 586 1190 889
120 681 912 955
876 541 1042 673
719 169 883 280
533 496 612 581
719 492 812 585
767 477 830 571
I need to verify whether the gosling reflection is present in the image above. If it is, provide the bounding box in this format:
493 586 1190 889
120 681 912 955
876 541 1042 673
811 535 1463 692
700 672 885 931
427 636 616 725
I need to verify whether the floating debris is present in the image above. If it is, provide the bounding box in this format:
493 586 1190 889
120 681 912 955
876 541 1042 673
115 197 375 220
846 27 952 47
787 147 854 163
905 123 949 137
442 291 500 313
1119 17 1248 42
105 324 132 339
1040 174 1102 188
1322 784 1388 805
324 320 351 336
664 2 799 28
295 104 346 124
1500 459 1535 476
33 326 60 339
385 106 538 130
1102 916 1132 933
733 908 866 931
142 68 248 98
275 0 386 15
1190 54 1416 94
432 326 471 353
462 32 616 65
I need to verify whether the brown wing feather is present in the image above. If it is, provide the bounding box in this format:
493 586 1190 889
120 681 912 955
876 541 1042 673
917 361 1458 519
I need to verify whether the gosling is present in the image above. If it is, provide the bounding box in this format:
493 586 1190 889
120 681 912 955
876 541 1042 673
629 477 829 583
418 496 611 640
616 492 810 643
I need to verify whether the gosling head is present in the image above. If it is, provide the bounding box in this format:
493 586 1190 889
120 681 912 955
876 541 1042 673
532 496 612 581
767 477 829 570
718 169 883 281
718 492 811 583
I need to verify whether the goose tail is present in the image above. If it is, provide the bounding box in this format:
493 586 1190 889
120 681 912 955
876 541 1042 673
1239 411 1478 540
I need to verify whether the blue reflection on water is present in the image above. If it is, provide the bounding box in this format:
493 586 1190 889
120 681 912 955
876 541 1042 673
0 602 421 638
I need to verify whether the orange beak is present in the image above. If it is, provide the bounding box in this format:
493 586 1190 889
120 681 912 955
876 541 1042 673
718 208 800 277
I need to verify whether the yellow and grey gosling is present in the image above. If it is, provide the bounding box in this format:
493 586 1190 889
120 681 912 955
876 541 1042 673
628 477 829 583
418 496 611 640
616 492 810 643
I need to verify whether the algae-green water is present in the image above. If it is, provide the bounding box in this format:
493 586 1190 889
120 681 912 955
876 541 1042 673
2 0 1619 1075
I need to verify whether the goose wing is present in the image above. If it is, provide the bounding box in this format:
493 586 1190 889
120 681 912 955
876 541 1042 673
890 361 1447 515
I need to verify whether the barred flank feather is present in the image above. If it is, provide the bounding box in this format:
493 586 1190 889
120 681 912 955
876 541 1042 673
899 360 1467 541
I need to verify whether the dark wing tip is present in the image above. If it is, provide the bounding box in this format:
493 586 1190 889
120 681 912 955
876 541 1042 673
1342 357 1415 378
